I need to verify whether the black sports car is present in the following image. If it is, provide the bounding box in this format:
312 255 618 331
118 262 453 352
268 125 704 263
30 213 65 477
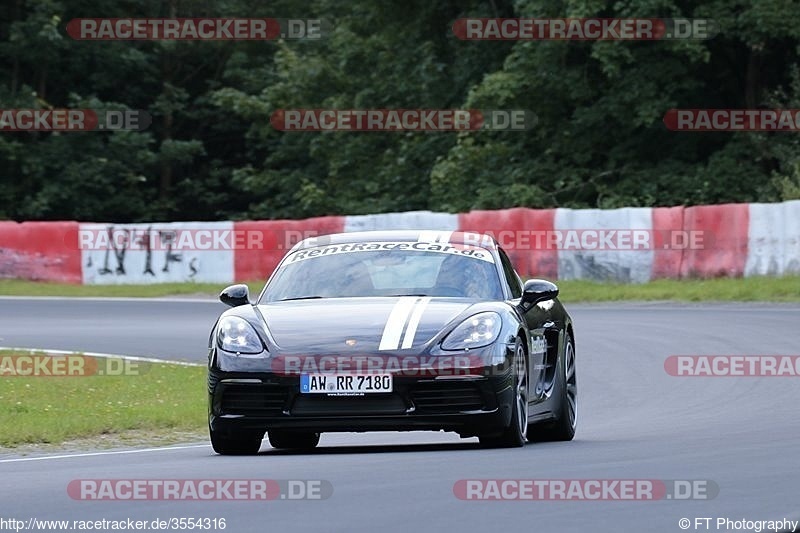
207 230 577 454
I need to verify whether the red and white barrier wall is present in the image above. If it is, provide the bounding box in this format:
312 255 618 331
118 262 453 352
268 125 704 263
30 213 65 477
0 221 82 283
0 201 797 284
745 202 800 276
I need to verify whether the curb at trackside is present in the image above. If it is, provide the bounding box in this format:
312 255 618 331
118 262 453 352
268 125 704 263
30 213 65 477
0 346 204 367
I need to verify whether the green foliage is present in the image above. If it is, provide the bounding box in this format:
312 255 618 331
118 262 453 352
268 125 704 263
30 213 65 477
1 0 799 221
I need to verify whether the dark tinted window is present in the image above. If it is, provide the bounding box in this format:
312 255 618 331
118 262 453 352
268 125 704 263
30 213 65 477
263 244 504 301
498 248 522 298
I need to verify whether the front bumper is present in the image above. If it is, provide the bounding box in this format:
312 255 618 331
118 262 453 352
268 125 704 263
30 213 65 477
208 367 514 437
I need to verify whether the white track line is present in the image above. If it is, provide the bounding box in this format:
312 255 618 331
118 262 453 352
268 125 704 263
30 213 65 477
0 346 204 367
0 444 210 463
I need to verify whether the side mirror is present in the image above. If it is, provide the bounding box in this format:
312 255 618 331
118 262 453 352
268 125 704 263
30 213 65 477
219 284 250 307
519 279 559 308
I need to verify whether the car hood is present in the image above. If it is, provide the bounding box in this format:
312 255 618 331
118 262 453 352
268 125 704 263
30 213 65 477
256 297 476 353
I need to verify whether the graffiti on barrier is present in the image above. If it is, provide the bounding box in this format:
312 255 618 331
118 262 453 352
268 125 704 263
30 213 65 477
80 223 233 284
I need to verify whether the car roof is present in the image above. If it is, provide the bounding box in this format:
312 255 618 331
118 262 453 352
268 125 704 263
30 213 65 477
290 230 498 252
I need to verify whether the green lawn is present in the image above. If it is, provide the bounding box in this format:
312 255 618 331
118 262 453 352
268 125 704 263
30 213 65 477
0 279 265 298
557 276 800 303
0 350 206 448
1 276 799 302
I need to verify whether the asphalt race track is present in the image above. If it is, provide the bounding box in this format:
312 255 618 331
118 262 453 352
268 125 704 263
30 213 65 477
0 297 224 361
1 297 799 533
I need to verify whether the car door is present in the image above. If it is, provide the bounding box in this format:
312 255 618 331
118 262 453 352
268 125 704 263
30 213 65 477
497 248 549 404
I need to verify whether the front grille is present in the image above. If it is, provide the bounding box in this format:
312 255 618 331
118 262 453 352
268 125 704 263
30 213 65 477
409 382 485 413
219 384 287 416
291 394 407 416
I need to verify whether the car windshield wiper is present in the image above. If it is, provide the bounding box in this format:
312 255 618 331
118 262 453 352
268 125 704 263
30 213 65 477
388 293 429 297
278 296 324 301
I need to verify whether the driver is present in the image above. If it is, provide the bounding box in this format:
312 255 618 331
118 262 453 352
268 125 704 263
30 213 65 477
435 253 498 298
338 258 374 296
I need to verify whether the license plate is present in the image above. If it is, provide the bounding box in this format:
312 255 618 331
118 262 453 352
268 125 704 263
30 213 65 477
300 374 393 394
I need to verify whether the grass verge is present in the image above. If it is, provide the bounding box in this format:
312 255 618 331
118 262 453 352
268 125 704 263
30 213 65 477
0 279 264 298
558 276 800 303
1 276 799 302
0 350 206 448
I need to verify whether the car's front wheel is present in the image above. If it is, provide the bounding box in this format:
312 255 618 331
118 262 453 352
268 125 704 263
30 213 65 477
268 430 320 450
479 338 528 448
209 427 264 455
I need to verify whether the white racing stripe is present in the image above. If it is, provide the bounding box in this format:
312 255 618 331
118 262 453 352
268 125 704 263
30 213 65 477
417 230 452 244
401 297 431 349
378 297 419 350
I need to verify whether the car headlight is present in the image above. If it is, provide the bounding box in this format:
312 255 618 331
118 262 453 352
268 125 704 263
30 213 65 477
441 312 502 350
216 316 264 354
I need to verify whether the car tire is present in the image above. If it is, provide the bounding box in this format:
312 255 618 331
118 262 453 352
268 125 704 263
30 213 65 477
268 430 321 450
209 427 263 455
479 338 528 448
527 332 577 442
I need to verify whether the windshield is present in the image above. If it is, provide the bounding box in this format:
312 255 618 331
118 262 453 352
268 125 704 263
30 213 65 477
261 242 504 302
